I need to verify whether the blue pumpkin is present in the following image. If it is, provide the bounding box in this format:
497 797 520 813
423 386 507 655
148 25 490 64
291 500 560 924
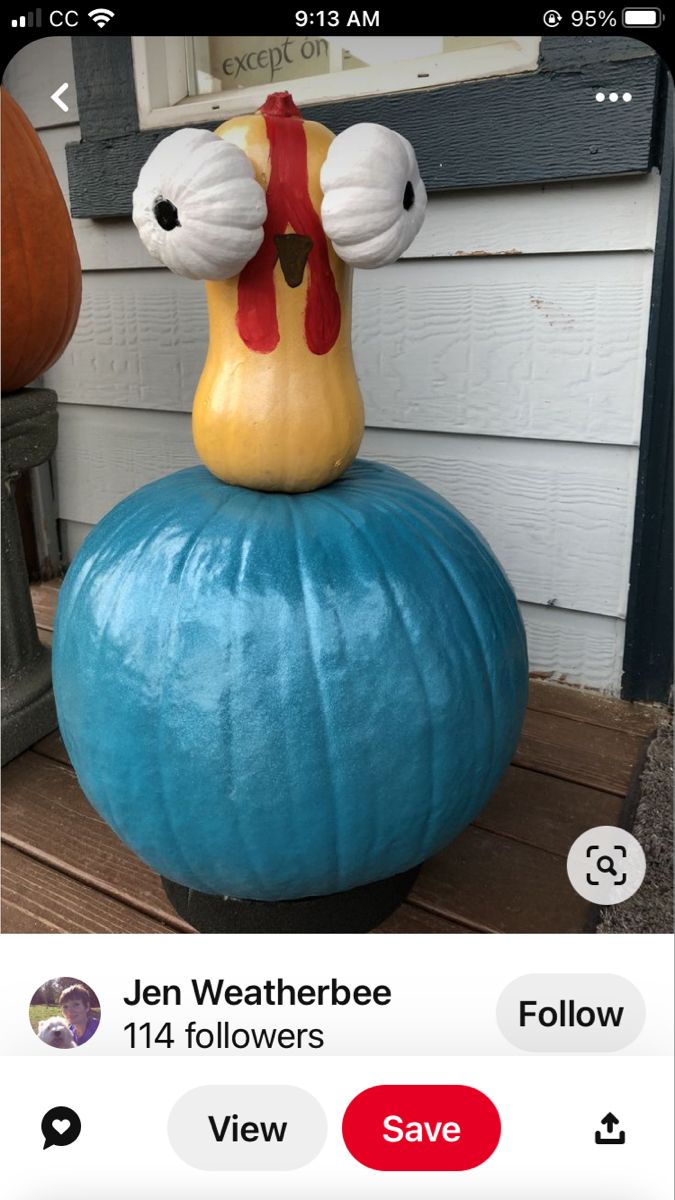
52 460 527 901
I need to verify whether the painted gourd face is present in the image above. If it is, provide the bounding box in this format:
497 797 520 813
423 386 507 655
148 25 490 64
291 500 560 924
54 91 528 912
53 461 528 902
133 93 427 492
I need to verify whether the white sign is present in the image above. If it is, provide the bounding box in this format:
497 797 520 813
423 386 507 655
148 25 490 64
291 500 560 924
325 36 443 65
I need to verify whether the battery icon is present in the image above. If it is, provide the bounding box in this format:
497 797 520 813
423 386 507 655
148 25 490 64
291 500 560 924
622 7 662 24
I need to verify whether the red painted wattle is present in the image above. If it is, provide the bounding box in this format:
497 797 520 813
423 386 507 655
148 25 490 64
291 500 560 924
237 93 341 355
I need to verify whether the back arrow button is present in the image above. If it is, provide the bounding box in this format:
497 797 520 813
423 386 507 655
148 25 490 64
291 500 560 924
50 83 69 113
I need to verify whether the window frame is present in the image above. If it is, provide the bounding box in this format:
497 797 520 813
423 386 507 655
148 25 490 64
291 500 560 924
66 36 661 222
131 35 541 130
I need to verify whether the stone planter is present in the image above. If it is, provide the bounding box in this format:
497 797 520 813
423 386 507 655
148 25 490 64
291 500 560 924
1 388 58 765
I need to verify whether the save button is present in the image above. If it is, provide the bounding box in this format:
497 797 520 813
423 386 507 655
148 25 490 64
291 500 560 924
342 1085 500 1171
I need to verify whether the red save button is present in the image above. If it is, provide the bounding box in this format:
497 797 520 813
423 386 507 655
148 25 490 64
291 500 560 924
342 1085 500 1171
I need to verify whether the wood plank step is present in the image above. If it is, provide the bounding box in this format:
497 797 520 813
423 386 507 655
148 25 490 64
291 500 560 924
29 582 60 629
513 707 647 795
32 731 71 766
528 678 661 737
1 845 181 934
34 694 652 817
3 750 476 935
34 716 636 840
375 906 475 934
410 825 593 933
16 727 632 936
1 752 193 931
475 764 623 858
28 736 627 867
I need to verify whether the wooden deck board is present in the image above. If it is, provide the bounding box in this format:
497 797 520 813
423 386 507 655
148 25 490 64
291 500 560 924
1 750 477 934
0 581 660 935
32 730 71 766
527 678 660 736
1 845 181 934
29 581 61 639
475 764 623 858
1 752 194 931
513 707 646 796
30 736 624 858
2 740 603 936
375 907 474 933
410 825 592 933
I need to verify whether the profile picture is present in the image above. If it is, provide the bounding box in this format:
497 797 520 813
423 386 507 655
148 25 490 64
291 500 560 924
29 977 101 1049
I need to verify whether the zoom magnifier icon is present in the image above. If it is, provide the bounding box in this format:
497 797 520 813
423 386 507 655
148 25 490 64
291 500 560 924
586 848 627 887
567 826 646 904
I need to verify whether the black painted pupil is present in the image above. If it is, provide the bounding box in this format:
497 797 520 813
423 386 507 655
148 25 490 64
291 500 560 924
154 198 181 231
403 181 415 211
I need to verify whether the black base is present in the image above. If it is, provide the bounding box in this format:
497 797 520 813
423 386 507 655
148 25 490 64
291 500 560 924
162 865 421 933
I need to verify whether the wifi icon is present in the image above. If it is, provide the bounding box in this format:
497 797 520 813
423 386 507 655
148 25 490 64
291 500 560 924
88 7 114 25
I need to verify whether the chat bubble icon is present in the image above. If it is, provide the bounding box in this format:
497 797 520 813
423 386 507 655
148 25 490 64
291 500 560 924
42 1106 81 1149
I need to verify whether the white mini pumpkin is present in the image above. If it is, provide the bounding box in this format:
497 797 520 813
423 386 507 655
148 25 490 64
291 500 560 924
320 123 427 268
132 128 267 280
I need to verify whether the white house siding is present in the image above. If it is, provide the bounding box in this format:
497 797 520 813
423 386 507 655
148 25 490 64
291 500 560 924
5 41 662 693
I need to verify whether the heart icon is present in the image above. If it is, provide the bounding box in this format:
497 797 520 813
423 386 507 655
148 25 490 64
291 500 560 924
42 1105 81 1149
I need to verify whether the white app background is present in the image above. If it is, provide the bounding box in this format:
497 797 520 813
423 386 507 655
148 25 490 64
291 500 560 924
1 932 673 1197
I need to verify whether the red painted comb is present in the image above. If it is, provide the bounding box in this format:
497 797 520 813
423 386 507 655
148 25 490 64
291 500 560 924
258 92 302 118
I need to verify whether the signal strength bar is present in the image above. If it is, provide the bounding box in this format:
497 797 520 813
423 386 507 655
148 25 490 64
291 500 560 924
11 8 41 25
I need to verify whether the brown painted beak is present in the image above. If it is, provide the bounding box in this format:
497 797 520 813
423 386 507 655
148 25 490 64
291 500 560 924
274 234 313 287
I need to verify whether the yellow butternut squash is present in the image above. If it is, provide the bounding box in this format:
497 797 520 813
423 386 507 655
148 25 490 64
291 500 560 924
193 93 363 493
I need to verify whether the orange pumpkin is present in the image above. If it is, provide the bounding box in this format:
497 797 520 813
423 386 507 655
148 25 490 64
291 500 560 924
1 87 82 394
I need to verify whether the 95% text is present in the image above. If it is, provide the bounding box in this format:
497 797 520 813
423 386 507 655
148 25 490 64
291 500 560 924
572 9 617 23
